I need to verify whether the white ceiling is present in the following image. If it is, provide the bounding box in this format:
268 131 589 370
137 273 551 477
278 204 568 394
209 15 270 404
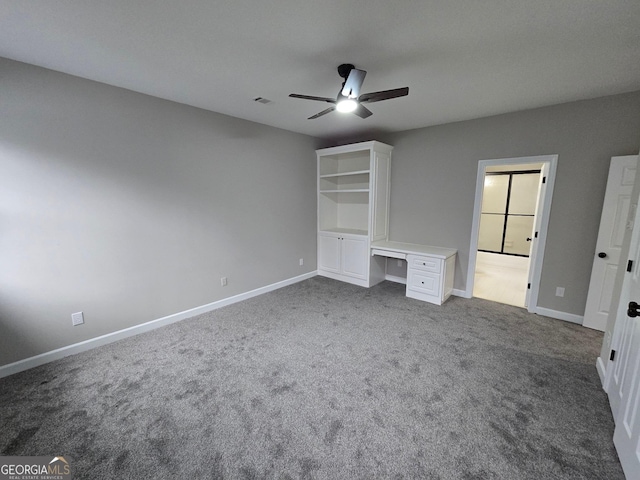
2 1 640 140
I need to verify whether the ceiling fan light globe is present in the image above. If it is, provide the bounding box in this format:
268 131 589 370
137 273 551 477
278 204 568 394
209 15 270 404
336 99 358 113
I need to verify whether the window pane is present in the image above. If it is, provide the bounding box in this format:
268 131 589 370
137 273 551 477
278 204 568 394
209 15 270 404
504 216 534 255
509 173 539 215
481 175 509 214
478 214 505 252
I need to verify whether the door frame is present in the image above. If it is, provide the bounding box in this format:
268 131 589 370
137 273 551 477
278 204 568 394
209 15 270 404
466 154 558 313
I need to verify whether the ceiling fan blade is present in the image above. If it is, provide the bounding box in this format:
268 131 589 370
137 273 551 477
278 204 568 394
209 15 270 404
341 68 367 98
308 107 335 120
289 94 336 103
359 87 409 104
352 104 373 119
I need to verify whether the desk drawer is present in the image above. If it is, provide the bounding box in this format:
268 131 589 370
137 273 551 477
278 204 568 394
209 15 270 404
407 270 441 297
408 255 442 273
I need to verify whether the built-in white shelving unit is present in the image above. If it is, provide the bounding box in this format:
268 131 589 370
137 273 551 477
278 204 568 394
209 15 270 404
317 141 392 287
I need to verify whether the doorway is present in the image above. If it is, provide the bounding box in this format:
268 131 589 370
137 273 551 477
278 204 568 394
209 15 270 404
474 168 541 307
467 155 557 313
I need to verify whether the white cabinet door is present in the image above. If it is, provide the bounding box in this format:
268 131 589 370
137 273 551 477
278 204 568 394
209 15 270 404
318 232 368 281
318 233 341 273
341 236 368 279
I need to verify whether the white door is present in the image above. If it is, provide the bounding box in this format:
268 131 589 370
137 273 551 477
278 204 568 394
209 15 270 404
611 194 640 478
584 156 638 331
318 233 341 273
341 236 367 279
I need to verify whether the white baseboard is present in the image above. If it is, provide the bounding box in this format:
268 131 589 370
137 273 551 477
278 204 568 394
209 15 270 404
596 356 607 388
317 270 372 288
0 271 318 379
534 306 583 325
384 274 407 285
452 289 469 298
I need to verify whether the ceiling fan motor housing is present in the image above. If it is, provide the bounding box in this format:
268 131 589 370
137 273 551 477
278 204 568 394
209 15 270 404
337 63 355 79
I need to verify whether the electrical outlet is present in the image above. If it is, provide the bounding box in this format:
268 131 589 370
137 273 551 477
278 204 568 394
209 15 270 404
299 258 304 266
221 277 228 286
71 312 84 326
555 287 565 297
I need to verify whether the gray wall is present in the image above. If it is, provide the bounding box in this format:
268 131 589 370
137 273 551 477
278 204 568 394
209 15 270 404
0 58 318 367
324 92 640 316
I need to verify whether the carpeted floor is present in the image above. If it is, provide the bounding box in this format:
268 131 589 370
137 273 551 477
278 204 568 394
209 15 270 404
0 277 623 479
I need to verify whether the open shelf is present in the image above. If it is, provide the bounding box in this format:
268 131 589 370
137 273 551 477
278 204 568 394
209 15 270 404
320 227 368 236
319 151 371 176
319 190 369 234
320 171 369 192
320 189 369 193
320 169 370 178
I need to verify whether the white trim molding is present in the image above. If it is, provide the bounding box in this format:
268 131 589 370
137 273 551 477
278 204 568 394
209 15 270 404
596 357 607 387
452 288 470 298
0 271 318 379
467 155 558 314
534 306 583 325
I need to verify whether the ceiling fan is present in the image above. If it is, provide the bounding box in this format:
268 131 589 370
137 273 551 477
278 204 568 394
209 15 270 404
289 64 409 120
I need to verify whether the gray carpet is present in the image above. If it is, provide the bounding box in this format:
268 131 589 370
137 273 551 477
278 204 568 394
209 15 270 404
0 277 623 479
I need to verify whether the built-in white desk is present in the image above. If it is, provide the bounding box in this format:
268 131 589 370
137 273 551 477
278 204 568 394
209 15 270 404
371 241 457 305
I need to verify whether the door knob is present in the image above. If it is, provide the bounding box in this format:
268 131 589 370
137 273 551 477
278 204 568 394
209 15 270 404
628 301 640 318
598 252 607 258
526 237 532 242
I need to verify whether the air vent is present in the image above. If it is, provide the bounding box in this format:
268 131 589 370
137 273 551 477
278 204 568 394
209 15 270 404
254 97 272 104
